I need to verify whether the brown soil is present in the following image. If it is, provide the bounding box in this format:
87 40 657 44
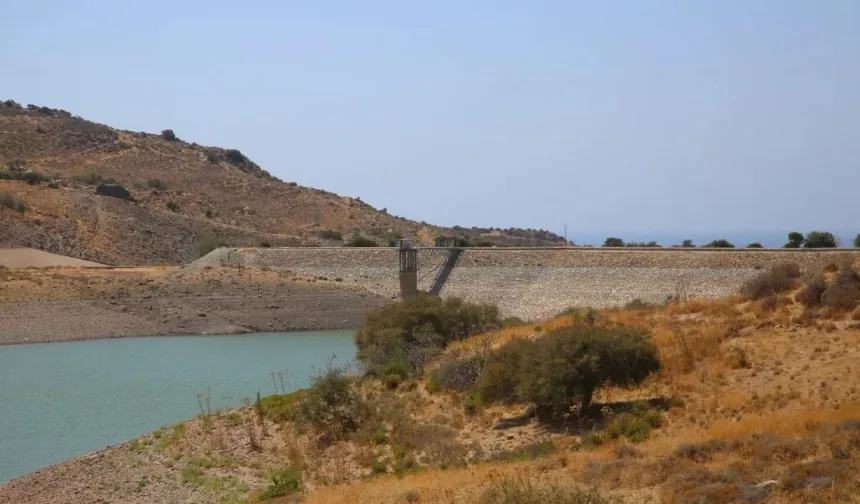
0 247 106 268
0 264 389 345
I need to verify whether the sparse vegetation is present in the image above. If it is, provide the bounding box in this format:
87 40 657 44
318 229 343 241
166 201 179 212
741 262 801 299
147 178 168 190
73 172 118 185
479 477 621 504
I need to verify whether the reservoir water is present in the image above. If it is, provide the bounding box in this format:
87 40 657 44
0 330 357 483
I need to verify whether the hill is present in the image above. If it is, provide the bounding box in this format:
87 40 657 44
0 100 567 265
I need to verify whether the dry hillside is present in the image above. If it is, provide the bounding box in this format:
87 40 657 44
5 261 860 503
0 100 566 265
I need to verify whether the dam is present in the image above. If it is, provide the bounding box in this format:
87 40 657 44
196 247 860 321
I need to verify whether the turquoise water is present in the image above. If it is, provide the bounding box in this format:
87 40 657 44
0 331 357 483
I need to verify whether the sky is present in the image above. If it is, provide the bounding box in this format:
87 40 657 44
2 1 859 246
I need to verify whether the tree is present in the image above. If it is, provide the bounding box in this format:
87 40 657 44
161 129 178 141
513 326 660 415
745 242 763 248
603 237 625 247
784 231 804 248
704 239 735 248
854 234 860 248
681 239 695 248
803 231 837 248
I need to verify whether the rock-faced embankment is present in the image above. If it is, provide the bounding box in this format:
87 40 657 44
197 247 860 321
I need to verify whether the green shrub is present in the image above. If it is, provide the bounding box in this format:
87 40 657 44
854 234 860 248
0 192 16 210
349 235 378 247
704 238 734 248
73 172 117 185
746 242 764 248
741 262 802 300
20 171 50 185
299 365 366 439
479 476 621 504
602 237 624 247
370 459 388 474
14 201 28 214
477 337 534 403
803 231 837 248
259 390 308 423
464 390 483 416
225 149 247 165
318 229 343 241
161 129 178 141
166 201 179 212
479 326 660 416
356 295 500 376
147 178 168 190
259 466 302 500
784 231 804 248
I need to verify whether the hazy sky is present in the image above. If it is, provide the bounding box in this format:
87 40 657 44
3 1 859 242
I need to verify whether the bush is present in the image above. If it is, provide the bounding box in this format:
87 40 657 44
602 237 624 247
73 172 118 185
479 326 659 416
166 201 179 212
147 178 168 190
0 192 15 210
803 231 837 248
259 390 308 423
746 242 764 248
161 129 178 141
477 337 534 403
318 229 343 241
299 365 366 439
20 171 49 185
704 239 734 248
349 236 378 247
259 466 302 500
741 262 801 300
785 231 805 248
14 201 28 214
430 353 483 392
796 274 827 306
855 234 860 248
356 295 500 376
479 477 620 504
821 269 860 311
225 149 246 165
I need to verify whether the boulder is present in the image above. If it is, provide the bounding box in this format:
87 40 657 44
95 184 132 201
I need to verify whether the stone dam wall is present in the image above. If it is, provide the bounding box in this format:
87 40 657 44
195 248 860 321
